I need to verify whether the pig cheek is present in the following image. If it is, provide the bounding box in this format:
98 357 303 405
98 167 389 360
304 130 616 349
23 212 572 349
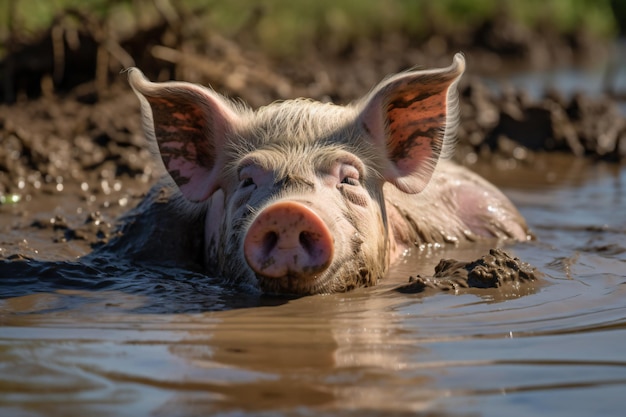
204 189 225 266
218 188 264 282
338 208 388 289
353 194 391 280
339 192 389 282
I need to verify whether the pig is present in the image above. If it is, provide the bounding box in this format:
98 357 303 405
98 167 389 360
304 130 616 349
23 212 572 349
127 53 530 295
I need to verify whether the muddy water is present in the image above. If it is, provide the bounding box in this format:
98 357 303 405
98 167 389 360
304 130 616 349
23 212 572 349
1 154 625 416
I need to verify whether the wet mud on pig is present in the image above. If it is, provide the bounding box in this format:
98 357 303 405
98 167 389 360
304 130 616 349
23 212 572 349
105 54 531 295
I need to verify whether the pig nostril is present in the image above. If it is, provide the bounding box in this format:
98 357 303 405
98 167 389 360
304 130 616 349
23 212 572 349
299 231 315 254
263 231 279 255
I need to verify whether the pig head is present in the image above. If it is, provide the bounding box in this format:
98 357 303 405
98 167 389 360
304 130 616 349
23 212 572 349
128 54 529 295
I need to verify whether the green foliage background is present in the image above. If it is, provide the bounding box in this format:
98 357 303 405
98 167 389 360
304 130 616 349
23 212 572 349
1 0 622 57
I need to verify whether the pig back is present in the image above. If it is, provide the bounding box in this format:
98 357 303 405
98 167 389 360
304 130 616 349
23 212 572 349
94 184 205 269
384 160 530 250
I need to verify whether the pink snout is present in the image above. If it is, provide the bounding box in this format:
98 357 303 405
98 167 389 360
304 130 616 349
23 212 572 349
243 201 334 279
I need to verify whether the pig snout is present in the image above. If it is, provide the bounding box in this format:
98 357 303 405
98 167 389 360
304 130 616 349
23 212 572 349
243 201 334 279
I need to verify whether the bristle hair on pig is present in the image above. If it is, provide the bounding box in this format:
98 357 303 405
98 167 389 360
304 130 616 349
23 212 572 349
127 53 529 295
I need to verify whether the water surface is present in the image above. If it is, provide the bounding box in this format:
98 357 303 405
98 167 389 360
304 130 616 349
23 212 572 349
1 154 625 416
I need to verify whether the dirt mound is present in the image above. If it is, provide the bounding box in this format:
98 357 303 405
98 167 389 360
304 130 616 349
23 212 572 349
398 248 541 296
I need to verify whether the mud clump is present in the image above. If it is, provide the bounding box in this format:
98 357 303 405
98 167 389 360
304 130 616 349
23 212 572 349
30 211 113 249
399 248 541 294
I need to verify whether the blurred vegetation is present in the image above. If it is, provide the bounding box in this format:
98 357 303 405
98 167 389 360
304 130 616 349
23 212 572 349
0 0 622 58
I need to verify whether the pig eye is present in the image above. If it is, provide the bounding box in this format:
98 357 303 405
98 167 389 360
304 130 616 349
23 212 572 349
338 164 361 187
238 163 259 189
241 177 255 188
340 176 359 186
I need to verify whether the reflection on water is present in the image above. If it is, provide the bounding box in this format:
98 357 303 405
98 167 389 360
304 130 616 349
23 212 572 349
1 155 625 416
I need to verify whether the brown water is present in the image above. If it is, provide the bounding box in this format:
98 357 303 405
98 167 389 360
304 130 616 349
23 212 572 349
1 154 625 417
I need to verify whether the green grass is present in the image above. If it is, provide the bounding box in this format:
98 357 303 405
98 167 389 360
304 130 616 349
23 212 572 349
198 0 619 56
0 0 620 58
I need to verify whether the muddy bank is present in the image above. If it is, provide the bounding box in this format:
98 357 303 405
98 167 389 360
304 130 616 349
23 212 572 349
458 81 626 163
2 69 624 203
1 6 625 200
0 84 154 195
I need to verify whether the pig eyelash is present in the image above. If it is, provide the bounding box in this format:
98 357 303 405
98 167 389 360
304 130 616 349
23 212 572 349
240 177 255 188
237 163 260 189
340 177 360 186
336 160 363 187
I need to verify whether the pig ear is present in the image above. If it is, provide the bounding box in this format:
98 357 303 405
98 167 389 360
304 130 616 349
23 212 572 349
358 53 465 194
127 68 239 202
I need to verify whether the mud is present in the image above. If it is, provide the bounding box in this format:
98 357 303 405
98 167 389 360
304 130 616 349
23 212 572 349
398 248 541 294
